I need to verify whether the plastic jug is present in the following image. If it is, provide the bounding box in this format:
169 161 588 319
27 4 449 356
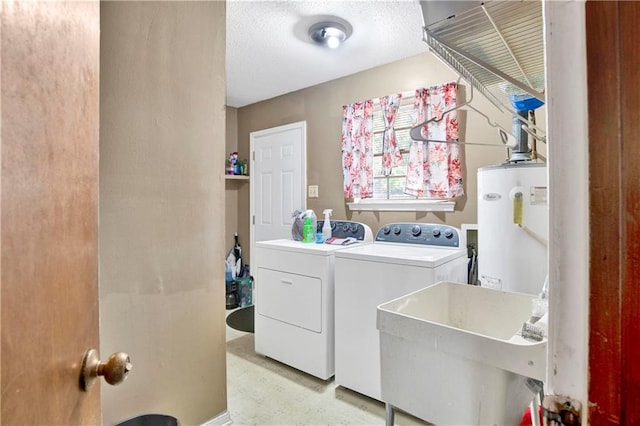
302 217 315 243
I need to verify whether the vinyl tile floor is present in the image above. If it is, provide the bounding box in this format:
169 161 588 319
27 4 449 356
225 315 430 426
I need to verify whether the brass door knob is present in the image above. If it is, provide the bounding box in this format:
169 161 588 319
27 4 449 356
81 349 132 391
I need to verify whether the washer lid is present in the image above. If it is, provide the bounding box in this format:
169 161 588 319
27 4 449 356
335 242 467 268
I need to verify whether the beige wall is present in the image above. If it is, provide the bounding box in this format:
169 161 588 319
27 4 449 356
99 2 227 425
234 52 545 264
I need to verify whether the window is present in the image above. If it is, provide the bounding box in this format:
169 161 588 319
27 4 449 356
371 97 415 200
343 84 461 212
345 89 458 213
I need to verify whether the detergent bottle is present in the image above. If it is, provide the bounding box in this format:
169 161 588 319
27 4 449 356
302 217 315 243
322 209 333 240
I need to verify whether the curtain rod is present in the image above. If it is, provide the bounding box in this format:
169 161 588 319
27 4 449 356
353 80 460 107
371 90 415 105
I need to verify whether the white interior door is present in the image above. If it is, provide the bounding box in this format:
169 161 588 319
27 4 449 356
250 121 306 251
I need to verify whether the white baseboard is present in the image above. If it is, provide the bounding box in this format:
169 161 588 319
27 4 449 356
200 410 232 426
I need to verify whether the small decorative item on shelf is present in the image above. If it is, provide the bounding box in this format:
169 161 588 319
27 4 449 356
227 152 249 176
227 152 239 175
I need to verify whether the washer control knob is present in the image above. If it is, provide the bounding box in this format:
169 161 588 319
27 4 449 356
350 224 359 233
342 223 350 232
411 225 422 237
432 229 441 237
392 225 402 235
444 229 454 239
381 226 391 235
331 222 337 230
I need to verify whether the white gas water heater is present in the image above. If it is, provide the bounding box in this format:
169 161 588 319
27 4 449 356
478 162 548 295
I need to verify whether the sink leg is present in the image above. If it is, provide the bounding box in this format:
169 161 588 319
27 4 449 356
531 392 541 426
385 403 395 426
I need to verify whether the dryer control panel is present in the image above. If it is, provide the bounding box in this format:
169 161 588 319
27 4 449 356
375 223 462 248
317 220 372 241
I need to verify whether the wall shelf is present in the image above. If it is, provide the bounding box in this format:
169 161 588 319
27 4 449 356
422 1 545 116
225 175 249 181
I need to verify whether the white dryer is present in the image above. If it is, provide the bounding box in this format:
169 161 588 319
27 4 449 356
333 223 467 401
254 221 373 380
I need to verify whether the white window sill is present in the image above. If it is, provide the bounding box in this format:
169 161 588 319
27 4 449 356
347 199 456 212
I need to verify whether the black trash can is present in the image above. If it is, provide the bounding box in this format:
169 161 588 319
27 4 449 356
115 414 179 426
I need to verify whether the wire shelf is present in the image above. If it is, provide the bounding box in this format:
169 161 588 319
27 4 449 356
423 1 545 117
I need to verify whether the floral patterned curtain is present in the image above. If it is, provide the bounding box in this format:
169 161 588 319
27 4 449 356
342 100 374 199
405 82 463 198
379 93 403 176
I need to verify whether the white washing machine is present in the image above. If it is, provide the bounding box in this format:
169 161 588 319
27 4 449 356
254 220 373 380
333 223 468 401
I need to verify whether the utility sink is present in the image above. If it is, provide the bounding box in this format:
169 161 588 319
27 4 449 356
377 281 546 426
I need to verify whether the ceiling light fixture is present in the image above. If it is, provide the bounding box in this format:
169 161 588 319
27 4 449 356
309 21 351 49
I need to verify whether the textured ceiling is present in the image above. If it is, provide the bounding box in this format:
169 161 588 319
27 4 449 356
226 0 428 108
